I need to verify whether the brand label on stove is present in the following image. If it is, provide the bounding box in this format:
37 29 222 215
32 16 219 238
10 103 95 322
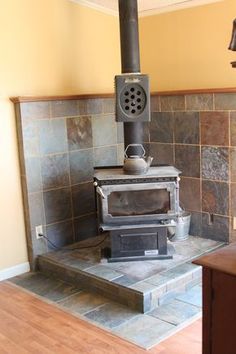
145 250 159 256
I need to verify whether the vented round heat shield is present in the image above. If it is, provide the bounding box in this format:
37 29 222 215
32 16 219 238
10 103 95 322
115 74 150 122
120 84 146 117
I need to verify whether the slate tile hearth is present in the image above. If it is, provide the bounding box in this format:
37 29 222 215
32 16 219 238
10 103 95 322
115 314 175 348
58 290 110 315
10 234 215 349
176 285 202 307
149 298 200 326
85 265 122 281
112 261 166 281
84 302 138 329
36 235 222 314
113 274 138 287
10 272 80 301
11 272 200 350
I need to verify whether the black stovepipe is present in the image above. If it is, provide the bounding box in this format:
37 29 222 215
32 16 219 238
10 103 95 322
118 0 144 154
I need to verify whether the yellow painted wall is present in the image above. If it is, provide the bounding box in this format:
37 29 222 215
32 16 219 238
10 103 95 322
140 0 236 91
0 0 119 271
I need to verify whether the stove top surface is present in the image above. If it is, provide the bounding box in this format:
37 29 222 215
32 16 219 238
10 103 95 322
94 166 181 181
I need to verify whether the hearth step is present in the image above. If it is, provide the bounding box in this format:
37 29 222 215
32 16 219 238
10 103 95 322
36 236 223 313
37 253 201 313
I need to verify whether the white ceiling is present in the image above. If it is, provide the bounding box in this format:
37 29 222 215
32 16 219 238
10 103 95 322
72 0 222 16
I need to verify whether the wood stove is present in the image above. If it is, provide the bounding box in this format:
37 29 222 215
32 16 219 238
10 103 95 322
94 166 181 262
93 0 182 262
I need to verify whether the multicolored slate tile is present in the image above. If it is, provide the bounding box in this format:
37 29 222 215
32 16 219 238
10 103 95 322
84 302 139 329
149 298 200 325
114 314 175 349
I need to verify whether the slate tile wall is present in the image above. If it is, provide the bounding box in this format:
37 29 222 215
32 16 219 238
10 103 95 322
15 98 117 268
149 93 233 244
15 92 236 267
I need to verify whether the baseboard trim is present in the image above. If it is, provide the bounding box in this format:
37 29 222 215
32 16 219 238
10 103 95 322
0 262 30 281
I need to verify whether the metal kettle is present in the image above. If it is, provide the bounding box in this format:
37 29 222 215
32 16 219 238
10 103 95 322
123 144 153 175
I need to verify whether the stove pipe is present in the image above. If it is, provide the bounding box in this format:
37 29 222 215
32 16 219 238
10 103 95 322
118 0 144 154
118 0 140 73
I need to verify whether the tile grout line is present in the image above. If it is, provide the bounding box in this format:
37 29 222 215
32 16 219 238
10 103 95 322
35 112 49 252
67 142 76 243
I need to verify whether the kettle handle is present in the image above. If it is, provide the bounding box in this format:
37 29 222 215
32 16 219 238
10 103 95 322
124 144 146 158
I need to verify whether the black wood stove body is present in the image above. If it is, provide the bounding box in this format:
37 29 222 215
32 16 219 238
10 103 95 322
94 166 181 262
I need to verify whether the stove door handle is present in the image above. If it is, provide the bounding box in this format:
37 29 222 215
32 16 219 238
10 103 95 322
96 186 106 199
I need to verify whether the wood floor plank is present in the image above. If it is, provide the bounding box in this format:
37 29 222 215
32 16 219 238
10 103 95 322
0 282 201 353
0 332 31 354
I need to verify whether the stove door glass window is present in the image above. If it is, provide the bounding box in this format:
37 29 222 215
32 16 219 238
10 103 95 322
108 189 170 216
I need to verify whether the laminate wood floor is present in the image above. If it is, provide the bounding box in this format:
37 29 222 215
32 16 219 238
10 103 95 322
0 282 201 354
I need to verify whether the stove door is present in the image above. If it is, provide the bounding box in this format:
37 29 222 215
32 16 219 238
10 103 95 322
96 182 178 226
108 189 170 216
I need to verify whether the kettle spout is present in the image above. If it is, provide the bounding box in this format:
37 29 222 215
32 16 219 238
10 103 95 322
146 156 153 171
